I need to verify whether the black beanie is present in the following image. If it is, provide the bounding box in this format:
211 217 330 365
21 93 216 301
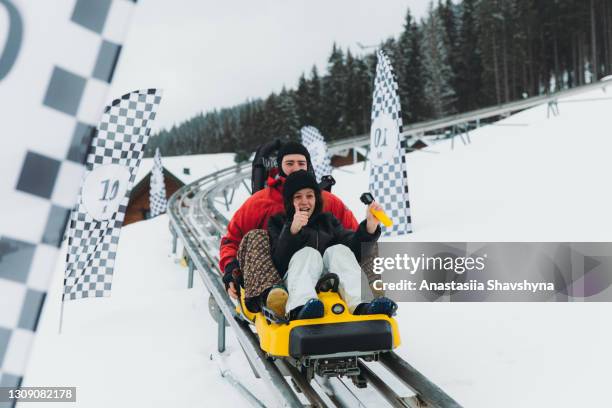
282 170 323 219
277 142 311 177
283 170 320 202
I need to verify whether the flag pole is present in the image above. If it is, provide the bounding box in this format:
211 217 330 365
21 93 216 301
58 293 65 334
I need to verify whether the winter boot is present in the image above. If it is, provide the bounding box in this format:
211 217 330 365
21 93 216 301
291 298 324 320
353 297 397 317
265 285 288 317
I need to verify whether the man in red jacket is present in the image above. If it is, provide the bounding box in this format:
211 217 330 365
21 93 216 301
220 142 358 299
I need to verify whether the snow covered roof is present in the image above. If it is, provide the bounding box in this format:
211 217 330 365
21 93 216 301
133 152 236 186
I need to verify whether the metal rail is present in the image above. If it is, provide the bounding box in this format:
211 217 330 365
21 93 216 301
281 362 331 408
379 353 462 408
168 167 304 407
357 361 413 408
327 79 612 154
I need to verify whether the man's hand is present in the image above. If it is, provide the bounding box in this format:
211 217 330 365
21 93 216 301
366 202 382 234
223 267 240 299
227 281 238 299
290 208 309 235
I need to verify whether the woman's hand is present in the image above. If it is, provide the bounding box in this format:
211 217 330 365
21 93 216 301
366 202 382 234
290 207 309 235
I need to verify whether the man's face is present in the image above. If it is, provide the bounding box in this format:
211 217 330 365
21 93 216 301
281 154 308 176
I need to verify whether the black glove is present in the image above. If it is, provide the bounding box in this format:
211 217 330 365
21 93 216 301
223 259 242 291
222 271 234 290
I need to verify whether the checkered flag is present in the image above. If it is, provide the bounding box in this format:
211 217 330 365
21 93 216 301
63 89 163 302
368 50 412 236
300 126 333 183
0 0 137 393
149 148 167 217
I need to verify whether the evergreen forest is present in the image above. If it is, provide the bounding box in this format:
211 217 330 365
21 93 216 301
144 0 612 160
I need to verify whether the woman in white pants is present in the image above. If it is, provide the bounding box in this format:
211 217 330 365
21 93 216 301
267 170 397 320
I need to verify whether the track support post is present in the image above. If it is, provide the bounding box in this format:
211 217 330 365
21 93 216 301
188 258 194 289
218 313 226 353
170 226 177 254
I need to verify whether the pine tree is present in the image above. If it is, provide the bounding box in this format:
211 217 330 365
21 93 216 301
344 50 360 136
438 0 460 109
307 66 323 131
422 2 457 118
352 56 373 134
477 0 504 104
263 89 300 141
397 9 428 123
321 43 347 140
295 73 311 126
278 88 300 139
380 37 399 67
456 0 483 111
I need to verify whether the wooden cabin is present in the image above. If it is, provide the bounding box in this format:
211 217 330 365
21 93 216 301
124 167 185 226
124 153 237 226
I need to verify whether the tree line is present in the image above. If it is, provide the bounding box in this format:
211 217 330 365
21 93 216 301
145 0 612 160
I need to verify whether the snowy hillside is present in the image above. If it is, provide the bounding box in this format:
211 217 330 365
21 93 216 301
22 86 612 407
22 216 273 407
334 88 612 242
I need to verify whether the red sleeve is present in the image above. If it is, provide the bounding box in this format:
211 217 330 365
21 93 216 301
219 199 254 275
323 191 359 231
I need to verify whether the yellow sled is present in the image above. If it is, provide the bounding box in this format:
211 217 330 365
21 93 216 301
236 273 401 358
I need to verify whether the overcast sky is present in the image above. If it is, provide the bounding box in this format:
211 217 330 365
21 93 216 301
110 0 435 131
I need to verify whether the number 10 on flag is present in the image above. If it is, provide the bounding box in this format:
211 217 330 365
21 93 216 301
81 164 130 221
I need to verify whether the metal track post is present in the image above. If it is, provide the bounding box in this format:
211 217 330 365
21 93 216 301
170 226 177 254
223 189 230 211
188 258 194 289
363 146 370 170
218 313 226 353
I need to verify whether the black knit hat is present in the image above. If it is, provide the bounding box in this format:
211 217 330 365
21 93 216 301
277 142 311 177
283 170 319 201
283 170 322 218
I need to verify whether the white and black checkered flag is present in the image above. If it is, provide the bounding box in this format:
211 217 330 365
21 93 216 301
149 148 167 217
0 0 137 392
63 89 163 302
368 50 412 236
300 126 333 183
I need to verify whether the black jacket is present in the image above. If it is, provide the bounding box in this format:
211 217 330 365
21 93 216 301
267 212 380 276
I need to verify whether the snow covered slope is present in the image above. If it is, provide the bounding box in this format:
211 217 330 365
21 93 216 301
333 88 612 242
332 87 612 407
22 216 271 407
23 87 612 407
